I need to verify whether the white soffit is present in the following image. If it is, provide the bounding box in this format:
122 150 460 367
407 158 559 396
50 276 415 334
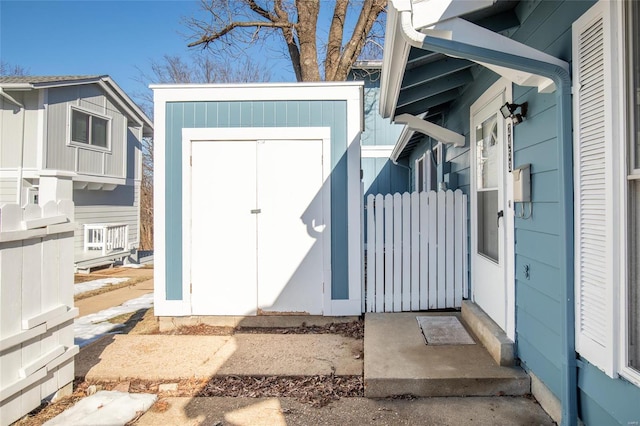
380 0 495 118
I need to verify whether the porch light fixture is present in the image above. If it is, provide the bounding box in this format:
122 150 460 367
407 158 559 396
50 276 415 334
500 102 528 125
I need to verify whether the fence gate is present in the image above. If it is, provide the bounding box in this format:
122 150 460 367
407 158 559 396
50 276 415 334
364 190 468 313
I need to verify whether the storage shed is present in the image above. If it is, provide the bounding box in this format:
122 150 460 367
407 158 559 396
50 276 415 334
152 83 363 318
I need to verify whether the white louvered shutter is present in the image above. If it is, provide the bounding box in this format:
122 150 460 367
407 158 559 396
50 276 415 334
572 0 617 377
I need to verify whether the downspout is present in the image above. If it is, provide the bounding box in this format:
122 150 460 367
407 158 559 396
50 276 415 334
396 11 577 426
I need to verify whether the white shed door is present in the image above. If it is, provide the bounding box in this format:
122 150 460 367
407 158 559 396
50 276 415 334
191 140 258 315
190 139 324 316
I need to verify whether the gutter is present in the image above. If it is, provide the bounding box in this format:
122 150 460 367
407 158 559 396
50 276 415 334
394 6 577 426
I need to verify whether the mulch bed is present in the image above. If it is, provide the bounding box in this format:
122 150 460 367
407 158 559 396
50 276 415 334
196 375 364 407
158 319 365 340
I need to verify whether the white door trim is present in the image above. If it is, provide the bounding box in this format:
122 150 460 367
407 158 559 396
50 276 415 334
182 127 332 314
469 78 515 340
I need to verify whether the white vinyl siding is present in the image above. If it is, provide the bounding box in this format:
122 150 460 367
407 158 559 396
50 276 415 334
573 0 618 377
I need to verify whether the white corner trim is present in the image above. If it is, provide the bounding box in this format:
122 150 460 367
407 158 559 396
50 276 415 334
151 82 363 103
394 113 465 147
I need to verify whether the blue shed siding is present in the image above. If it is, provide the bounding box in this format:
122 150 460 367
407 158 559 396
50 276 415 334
164 100 350 301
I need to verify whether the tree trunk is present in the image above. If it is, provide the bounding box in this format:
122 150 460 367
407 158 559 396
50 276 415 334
295 0 321 81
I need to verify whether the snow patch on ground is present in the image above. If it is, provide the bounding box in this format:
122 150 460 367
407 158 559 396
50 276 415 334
120 263 146 269
74 277 129 295
43 391 157 426
74 293 154 347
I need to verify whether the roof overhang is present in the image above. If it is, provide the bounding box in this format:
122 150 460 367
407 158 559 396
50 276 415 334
0 76 153 137
381 0 569 120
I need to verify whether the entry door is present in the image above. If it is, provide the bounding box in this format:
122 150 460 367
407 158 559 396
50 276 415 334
190 139 324 316
471 88 512 332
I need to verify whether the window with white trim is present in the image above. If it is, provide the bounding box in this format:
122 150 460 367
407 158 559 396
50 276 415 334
573 0 640 385
70 107 110 149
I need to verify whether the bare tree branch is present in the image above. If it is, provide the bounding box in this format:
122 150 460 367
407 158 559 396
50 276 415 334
188 20 294 48
184 0 387 82
333 0 386 80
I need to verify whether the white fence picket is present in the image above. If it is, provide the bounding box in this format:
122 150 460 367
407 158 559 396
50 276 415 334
384 194 394 312
454 191 465 306
419 192 429 310
437 191 446 308
392 193 403 312
364 190 468 313
410 192 420 311
428 191 438 309
366 195 375 312
445 190 455 308
374 194 384 311
0 201 77 425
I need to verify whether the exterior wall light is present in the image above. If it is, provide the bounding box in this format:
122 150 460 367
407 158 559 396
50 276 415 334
500 102 528 125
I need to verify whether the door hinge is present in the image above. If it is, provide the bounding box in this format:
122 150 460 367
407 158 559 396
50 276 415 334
190 283 193 294
190 156 193 166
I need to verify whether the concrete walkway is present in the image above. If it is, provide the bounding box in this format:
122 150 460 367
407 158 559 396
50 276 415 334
76 333 363 380
67 270 553 425
136 396 555 426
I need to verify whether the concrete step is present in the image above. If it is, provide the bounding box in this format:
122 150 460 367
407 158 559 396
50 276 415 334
363 312 530 398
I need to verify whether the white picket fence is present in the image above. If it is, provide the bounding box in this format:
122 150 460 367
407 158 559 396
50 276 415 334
365 190 468 313
0 201 79 426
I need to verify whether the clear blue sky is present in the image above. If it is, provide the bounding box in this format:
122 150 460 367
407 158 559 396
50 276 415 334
0 0 297 107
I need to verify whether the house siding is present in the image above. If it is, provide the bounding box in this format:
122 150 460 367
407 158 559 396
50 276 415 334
46 85 127 178
355 71 407 198
401 0 602 409
0 90 39 169
163 100 351 301
0 177 17 204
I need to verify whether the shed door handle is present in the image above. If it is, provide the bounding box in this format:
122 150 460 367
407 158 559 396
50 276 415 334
251 209 261 214
497 210 504 227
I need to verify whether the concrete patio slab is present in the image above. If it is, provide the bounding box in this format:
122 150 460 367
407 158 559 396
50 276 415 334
77 333 362 381
136 396 554 426
364 312 529 398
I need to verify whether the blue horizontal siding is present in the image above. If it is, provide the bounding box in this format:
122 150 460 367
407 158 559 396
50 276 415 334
164 100 350 301
578 360 640 425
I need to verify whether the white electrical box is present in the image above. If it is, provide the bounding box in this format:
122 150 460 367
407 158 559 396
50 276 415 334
513 163 531 202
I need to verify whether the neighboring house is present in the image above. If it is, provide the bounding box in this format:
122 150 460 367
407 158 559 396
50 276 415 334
152 83 363 317
349 61 408 198
0 76 153 271
380 0 640 424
